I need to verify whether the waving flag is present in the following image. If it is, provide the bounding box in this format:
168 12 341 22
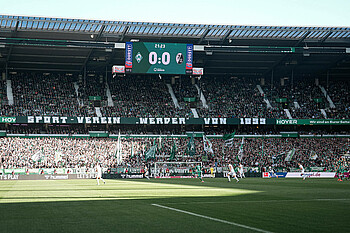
273 152 285 164
116 131 122 165
285 148 295 162
145 144 157 161
32 151 43 162
223 131 236 147
54 151 63 163
169 141 177 161
310 151 318 160
203 135 214 154
237 137 244 161
186 134 196 156
130 140 134 158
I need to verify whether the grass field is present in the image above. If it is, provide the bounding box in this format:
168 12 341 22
0 178 349 233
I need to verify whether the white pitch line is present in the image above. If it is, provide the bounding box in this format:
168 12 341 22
158 198 350 205
151 203 273 233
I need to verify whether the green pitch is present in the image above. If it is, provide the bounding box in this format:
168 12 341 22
0 178 349 233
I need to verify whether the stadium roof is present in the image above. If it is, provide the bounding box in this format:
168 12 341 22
1 15 350 41
0 15 350 41
0 15 349 78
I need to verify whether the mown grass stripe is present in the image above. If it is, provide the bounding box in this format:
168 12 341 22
159 198 350 205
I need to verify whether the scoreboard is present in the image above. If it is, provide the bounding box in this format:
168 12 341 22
125 42 193 75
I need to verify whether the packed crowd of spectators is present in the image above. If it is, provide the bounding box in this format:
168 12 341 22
0 80 5 110
172 77 198 101
172 77 199 111
7 125 42 134
263 79 328 119
1 137 348 172
286 80 324 119
78 75 106 107
323 80 350 119
82 75 105 98
102 75 193 118
0 73 95 117
0 72 349 119
6 124 96 135
197 76 286 118
0 137 117 169
2 124 348 136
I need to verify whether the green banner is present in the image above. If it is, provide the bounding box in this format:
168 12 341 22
186 132 204 138
313 98 323 103
6 117 350 125
281 132 299 138
89 132 109 137
276 98 287 103
4 168 26 174
89 96 101 101
276 119 350 125
13 116 269 125
184 97 196 102
0 117 16 123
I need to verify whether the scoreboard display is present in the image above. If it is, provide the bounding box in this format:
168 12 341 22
125 42 193 75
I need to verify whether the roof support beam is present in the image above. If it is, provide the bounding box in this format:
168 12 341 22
294 31 311 47
5 20 19 63
80 25 106 72
119 26 129 42
198 29 210 44
262 31 311 77
319 31 333 44
220 29 233 45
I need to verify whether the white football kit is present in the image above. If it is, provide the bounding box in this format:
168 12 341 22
96 165 106 185
227 164 239 182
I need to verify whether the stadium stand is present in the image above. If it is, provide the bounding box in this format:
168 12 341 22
1 73 95 117
103 75 193 118
0 73 349 119
262 79 325 119
0 15 349 177
0 137 348 172
324 80 350 119
197 76 285 118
